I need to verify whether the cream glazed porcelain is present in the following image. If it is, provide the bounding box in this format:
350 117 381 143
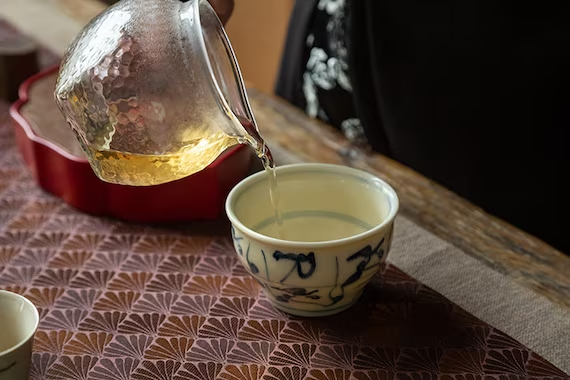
0 291 39 380
225 163 399 317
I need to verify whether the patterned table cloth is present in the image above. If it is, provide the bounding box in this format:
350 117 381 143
1 101 568 380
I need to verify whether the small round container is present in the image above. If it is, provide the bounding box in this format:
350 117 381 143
0 290 39 380
225 163 399 317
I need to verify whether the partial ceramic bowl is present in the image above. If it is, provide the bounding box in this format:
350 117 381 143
0 290 39 380
9 65 254 223
225 163 399 317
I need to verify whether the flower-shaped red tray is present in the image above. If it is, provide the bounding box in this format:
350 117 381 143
9 65 254 223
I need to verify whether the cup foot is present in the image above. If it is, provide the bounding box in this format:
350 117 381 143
269 294 362 317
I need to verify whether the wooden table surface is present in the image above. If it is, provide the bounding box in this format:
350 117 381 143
1 0 569 312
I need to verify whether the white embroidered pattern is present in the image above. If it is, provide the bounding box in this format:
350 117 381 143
303 0 367 145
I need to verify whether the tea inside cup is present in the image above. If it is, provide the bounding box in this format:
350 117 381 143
225 163 399 317
234 164 395 242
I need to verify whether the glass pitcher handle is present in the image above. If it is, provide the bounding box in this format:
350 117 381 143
196 0 260 146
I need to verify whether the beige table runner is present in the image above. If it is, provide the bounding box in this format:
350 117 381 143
271 145 570 374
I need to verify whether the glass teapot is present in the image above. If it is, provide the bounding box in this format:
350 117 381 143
54 0 265 186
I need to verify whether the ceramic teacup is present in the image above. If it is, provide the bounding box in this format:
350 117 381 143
225 163 399 317
0 291 39 380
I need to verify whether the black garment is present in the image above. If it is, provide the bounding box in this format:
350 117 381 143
276 0 569 254
289 1 366 145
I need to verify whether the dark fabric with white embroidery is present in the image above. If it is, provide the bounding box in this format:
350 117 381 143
293 0 367 147
277 1 570 254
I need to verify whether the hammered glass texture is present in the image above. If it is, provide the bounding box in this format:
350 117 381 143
54 0 249 161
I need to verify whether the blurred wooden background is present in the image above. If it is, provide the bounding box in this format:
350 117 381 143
0 0 294 95
225 0 294 94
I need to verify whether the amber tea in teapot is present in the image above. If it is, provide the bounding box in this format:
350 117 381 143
55 0 284 232
86 133 239 186
55 0 269 184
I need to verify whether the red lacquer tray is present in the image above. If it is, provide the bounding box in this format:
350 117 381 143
9 65 254 223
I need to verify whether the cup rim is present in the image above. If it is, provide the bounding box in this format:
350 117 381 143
225 163 399 248
0 290 40 357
